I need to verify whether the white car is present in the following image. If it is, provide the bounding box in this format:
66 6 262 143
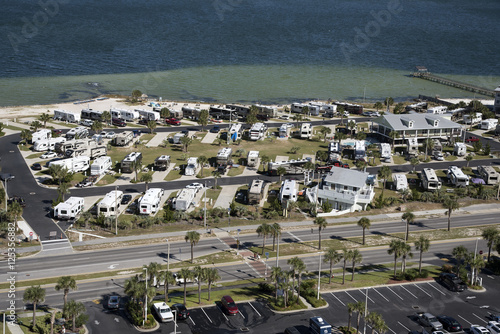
487 321 500 334
173 273 198 285
80 120 93 127
40 151 57 159
186 183 203 191
471 325 491 334
104 131 116 139
279 115 290 120
152 302 174 322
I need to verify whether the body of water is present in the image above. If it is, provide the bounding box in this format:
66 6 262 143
0 0 499 106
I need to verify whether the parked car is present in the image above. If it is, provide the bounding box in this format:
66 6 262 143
153 302 174 322
220 295 238 315
52 129 63 136
40 151 58 159
415 312 443 331
186 183 203 192
80 119 93 127
32 163 42 171
104 131 116 139
210 125 220 133
487 321 500 334
112 118 126 127
279 115 290 120
107 296 120 310
76 180 93 188
438 273 466 292
471 325 491 334
165 117 181 126
211 118 223 123
173 273 197 285
121 194 132 205
466 136 480 143
437 316 462 332
433 152 444 161
171 303 190 320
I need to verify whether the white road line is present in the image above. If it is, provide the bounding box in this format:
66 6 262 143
345 291 358 302
287 232 303 242
246 262 262 278
400 285 418 299
189 316 196 326
457 314 471 325
386 287 404 300
41 246 73 251
360 289 375 303
248 302 261 317
427 282 446 295
387 326 397 334
239 310 245 319
414 284 432 297
201 307 213 323
398 322 410 331
472 313 486 324
41 239 70 244
330 292 345 306
217 306 229 321
373 288 390 302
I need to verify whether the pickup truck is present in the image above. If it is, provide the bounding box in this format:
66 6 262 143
165 117 181 126
416 312 443 331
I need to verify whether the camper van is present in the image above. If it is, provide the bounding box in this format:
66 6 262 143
247 151 260 167
97 190 123 217
420 168 442 191
300 123 312 139
392 174 408 191
32 129 52 144
54 109 80 123
121 152 142 173
154 155 171 171
427 106 448 114
248 179 265 204
136 109 160 121
66 126 89 140
447 166 469 187
138 188 164 215
111 108 140 122
185 157 198 176
477 165 499 185
113 131 134 146
454 142 467 156
54 197 84 220
91 156 112 175
279 180 297 204
48 156 90 173
173 188 196 211
33 137 66 152
480 118 498 130
216 148 233 166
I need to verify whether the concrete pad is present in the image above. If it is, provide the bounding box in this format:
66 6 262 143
201 131 218 144
145 132 170 147
152 163 176 182
275 155 289 163
302 154 315 163
213 184 240 209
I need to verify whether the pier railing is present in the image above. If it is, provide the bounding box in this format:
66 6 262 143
412 71 494 97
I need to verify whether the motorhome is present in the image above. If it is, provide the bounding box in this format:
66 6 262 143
427 106 448 114
454 142 467 156
55 138 95 154
254 104 278 118
268 159 310 175
173 132 185 144
66 126 89 140
110 108 140 121
113 131 134 146
136 108 160 121
310 317 332 334
65 144 107 159
121 152 142 173
448 166 469 187
354 140 366 161
480 118 498 130
96 190 123 217
33 137 66 152
182 106 201 120
477 165 499 185
334 102 364 114
53 197 84 220
279 124 291 138
291 103 316 115
300 123 312 139
153 155 171 171
279 179 297 204
463 113 482 125
329 142 340 154
379 143 391 162
248 123 267 141
48 156 90 173
420 168 442 191
248 179 265 204
91 156 112 175
54 109 81 123
185 157 198 176
229 123 243 141
32 129 52 144
216 148 233 166
392 174 408 191
81 108 103 121
407 138 419 157
247 151 259 167
173 188 196 211
138 188 164 215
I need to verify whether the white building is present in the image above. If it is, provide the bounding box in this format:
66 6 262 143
138 188 164 215
53 197 84 220
96 190 123 217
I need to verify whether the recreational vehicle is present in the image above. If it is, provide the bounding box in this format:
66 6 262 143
185 157 198 176
81 108 103 121
216 148 233 166
53 197 85 220
111 108 140 121
48 156 90 173
407 138 419 157
66 126 89 140
113 131 134 146
55 138 95 154
354 140 366 161
121 152 142 173
136 109 160 121
392 174 408 191
182 107 201 120
480 119 498 130
254 104 278 118
477 165 499 185
247 151 260 167
463 113 482 125
279 124 291 138
300 123 312 139
91 156 112 175
31 129 52 144
65 144 107 159
454 142 467 156
154 155 171 171
329 142 340 154
173 188 196 211
97 190 123 217
33 137 66 152
54 109 81 123
229 123 243 141
420 168 442 191
173 133 185 144
427 106 448 114
268 159 310 176
448 166 469 187
379 143 391 162
279 180 297 204
248 179 265 204
138 188 164 215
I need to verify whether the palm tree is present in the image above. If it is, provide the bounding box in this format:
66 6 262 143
292 113 303 127
367 312 388 334
388 131 399 148
287 257 300 300
290 146 300 154
63 300 85 332
401 211 415 242
348 120 356 137
373 102 383 112
256 223 272 255
198 155 208 177
414 236 430 274
260 155 270 172
347 302 356 331
55 276 77 311
410 157 420 173
482 226 499 262
20 129 32 144
271 223 281 251
324 247 343 284
180 135 192 153
443 197 459 231
90 120 103 134
357 217 370 245
197 110 209 131
355 301 366 334
194 266 205 304
204 267 220 301
143 262 161 287
101 110 111 126
314 217 327 250
30 120 43 132
140 172 153 191
270 266 283 299
185 231 201 263
400 242 413 274
388 239 404 279
147 120 157 134
294 258 306 303
23 286 46 328
378 166 392 196
277 166 287 182
423 138 434 160
178 268 193 305
466 252 485 285
342 248 353 285
212 170 221 188
452 245 468 275
39 112 51 127
465 154 473 168
124 275 142 302
157 270 175 303
319 126 332 142
278 270 292 308
130 158 142 182
336 131 347 147
350 249 362 281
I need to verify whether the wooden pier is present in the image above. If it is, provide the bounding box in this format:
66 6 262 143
412 67 495 97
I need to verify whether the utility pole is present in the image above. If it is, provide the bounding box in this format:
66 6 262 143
317 252 322 300
204 181 207 231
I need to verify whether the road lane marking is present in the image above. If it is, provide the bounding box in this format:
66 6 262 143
359 289 375 303
248 302 261 317
414 284 432 297
201 307 213 323
398 322 410 331
472 313 486 324
427 282 446 295
457 314 471 325
41 246 72 251
400 285 418 299
330 292 345 306
189 317 196 326
373 288 389 302
345 291 357 302
386 287 403 300
246 262 263 278
287 232 303 242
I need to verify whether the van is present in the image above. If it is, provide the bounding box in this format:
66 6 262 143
112 118 126 127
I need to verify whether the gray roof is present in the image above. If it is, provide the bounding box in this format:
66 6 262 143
323 167 369 188
373 114 461 131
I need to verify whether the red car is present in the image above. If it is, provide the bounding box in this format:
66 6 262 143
220 295 238 315
465 136 479 143
165 118 181 126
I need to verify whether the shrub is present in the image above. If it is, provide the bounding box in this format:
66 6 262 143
441 264 453 273
304 295 327 308
127 301 143 326
143 314 156 329
258 282 275 294
76 314 89 328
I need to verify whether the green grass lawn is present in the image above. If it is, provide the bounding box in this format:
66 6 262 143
227 166 244 177
392 155 407 165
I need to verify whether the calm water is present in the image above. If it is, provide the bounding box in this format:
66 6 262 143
0 0 499 106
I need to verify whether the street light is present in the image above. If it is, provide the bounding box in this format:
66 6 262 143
166 239 170 272
203 181 207 231
402 218 407 242
317 252 323 300
363 287 370 334
143 267 148 326
472 237 479 284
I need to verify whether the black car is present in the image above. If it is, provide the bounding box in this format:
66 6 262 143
121 194 132 205
439 272 467 292
210 125 220 133
171 303 189 320
32 163 42 171
437 316 462 332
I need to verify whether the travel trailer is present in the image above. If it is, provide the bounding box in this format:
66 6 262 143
154 155 171 171
477 165 499 185
55 138 96 154
247 151 259 167
113 131 134 146
65 144 107 159
279 179 298 204
182 106 201 120
407 138 419 157
96 190 123 217
480 118 498 130
454 142 467 156
268 158 311 176
173 188 196 211
248 179 265 204
138 188 164 215
447 166 469 187
229 123 243 141
48 156 90 173
111 108 140 121
91 156 112 175
354 140 366 161
66 126 89 140
392 174 408 191
420 168 442 191
81 108 103 121
54 109 81 123
136 108 160 121
279 124 291 138
300 123 312 139
185 157 198 176
121 152 142 173
379 143 391 162
53 197 84 220
463 113 482 125
426 106 448 114
33 137 66 152
31 129 52 144
216 148 233 166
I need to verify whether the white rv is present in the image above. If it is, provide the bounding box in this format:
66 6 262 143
279 124 291 138
448 166 469 187
173 132 186 144
216 148 233 166
248 123 266 141
229 123 243 141
136 108 160 121
426 106 448 114
420 168 442 191
111 108 140 121
121 152 142 173
31 129 52 144
81 108 103 121
66 126 89 140
91 156 112 175
454 142 467 156
48 156 90 173
33 137 66 152
463 113 482 125
247 151 260 167
54 109 81 123
300 123 312 139
97 190 123 217
248 179 265 204
392 174 408 191
354 140 366 161
292 102 319 115
138 188 164 215
379 143 391 162
185 157 198 176
480 118 498 130
279 179 297 204
113 131 134 146
54 197 84 220
173 188 196 211
407 138 419 157
477 165 500 185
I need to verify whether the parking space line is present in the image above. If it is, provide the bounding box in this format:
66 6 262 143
386 287 404 300
400 285 418 299
359 289 375 304
398 322 410 331
472 313 486 324
387 326 397 334
414 284 432 297
248 302 261 317
217 306 229 321
427 282 446 295
239 310 245 319
373 288 390 302
345 291 358 302
457 314 472 325
201 307 213 324
330 292 345 306
189 317 196 326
